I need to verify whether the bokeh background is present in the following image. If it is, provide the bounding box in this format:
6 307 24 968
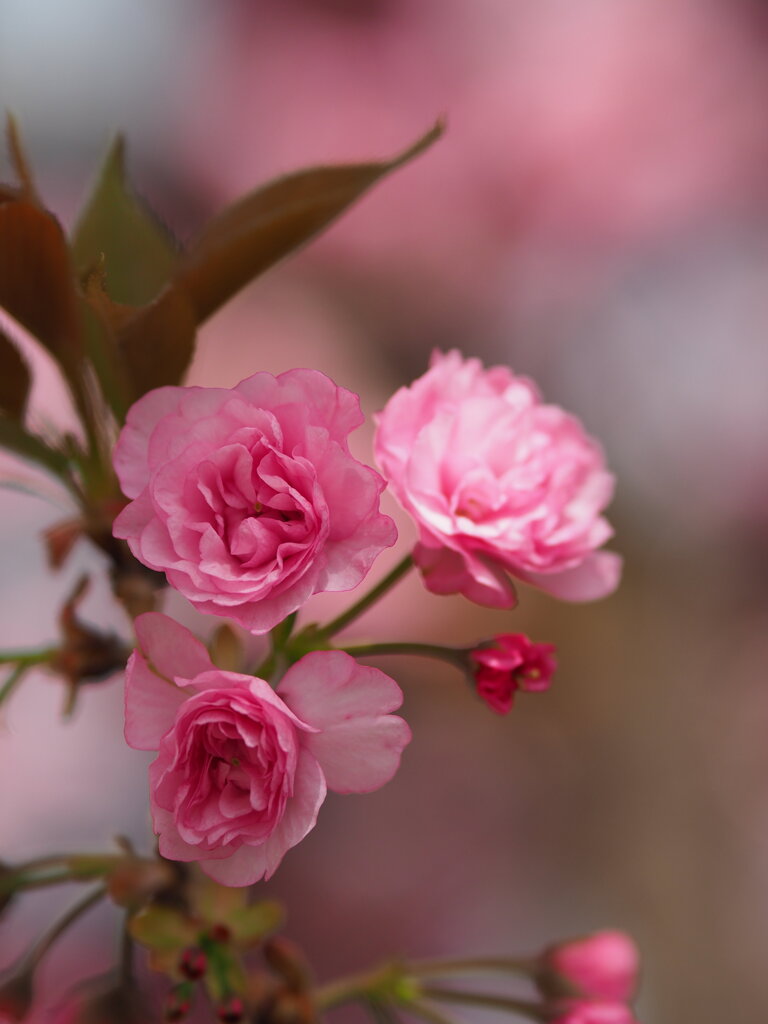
3 1 768 1021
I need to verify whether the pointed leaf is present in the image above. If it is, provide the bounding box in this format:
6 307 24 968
175 121 444 323
0 416 72 482
117 285 197 396
191 873 248 923
5 114 40 203
78 280 132 421
0 331 31 420
0 200 80 365
228 901 284 949
71 136 179 305
129 905 198 952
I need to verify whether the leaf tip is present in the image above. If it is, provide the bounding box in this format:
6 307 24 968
391 118 446 171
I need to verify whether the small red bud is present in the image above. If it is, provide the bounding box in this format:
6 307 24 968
164 988 192 1022
179 947 207 981
208 923 232 944
217 995 246 1023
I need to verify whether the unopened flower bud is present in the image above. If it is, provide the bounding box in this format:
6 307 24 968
0 963 34 1022
50 576 129 712
263 937 312 993
538 931 639 1003
178 947 207 981
207 924 232 945
0 862 16 919
106 857 176 908
546 998 638 1024
217 995 246 1023
470 634 556 714
262 988 316 1024
164 987 193 1022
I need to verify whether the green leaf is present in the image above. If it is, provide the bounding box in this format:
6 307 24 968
78 282 131 421
0 200 80 366
175 121 444 324
129 905 198 952
228 900 284 948
71 136 179 306
0 416 73 484
0 331 31 420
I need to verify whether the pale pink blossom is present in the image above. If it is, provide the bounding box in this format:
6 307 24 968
375 351 620 607
540 931 639 1003
113 370 396 634
470 634 556 714
124 613 410 886
548 1000 638 1024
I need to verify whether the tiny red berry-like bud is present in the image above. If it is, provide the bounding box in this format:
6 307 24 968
217 995 246 1023
208 923 232 944
164 988 192 1022
179 947 207 980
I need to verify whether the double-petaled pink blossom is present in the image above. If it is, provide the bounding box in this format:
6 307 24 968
375 351 621 608
124 613 411 886
113 369 396 634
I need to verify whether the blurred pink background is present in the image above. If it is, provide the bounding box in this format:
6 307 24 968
3 1 768 1020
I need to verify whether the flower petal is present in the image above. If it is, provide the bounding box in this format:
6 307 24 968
305 715 412 794
264 748 327 878
521 551 622 602
113 386 183 498
278 651 404 729
134 612 214 681
124 650 188 750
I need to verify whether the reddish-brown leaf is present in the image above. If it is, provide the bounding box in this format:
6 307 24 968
175 122 443 324
0 329 31 420
117 285 197 397
0 200 80 365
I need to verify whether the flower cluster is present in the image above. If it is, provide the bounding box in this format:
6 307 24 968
115 352 621 887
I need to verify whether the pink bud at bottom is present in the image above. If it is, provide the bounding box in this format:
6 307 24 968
218 995 246 1023
539 930 639 1003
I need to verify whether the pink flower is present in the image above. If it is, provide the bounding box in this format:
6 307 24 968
124 613 411 886
548 1000 639 1024
113 370 396 634
540 931 640 1003
374 351 621 608
470 634 556 714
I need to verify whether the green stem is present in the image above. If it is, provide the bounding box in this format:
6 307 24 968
408 1002 461 1024
119 914 135 987
418 987 544 1021
340 642 469 671
0 663 29 707
409 957 537 978
2 855 123 896
0 646 56 667
315 964 405 1012
26 885 106 969
317 554 414 640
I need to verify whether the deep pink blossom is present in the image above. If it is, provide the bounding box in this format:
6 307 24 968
375 351 621 607
113 370 396 634
470 634 556 714
548 1000 639 1024
541 931 639 1003
124 613 410 886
